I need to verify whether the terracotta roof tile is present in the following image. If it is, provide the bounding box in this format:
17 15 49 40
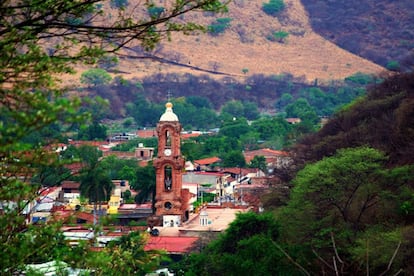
144 236 198 253
194 157 221 165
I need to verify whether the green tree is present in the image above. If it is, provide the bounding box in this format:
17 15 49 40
221 150 246 168
110 0 128 9
386 60 400 71
248 155 267 173
262 0 285 17
267 30 289 43
208 17 232 35
84 231 166 275
220 100 245 119
132 164 156 206
219 118 250 139
77 121 108 140
79 146 113 223
276 92 294 110
81 68 112 87
279 147 414 274
173 212 299 275
243 101 260 120
186 96 213 109
0 0 229 273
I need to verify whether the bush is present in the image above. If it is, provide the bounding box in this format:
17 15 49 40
344 72 376 85
266 30 289 43
208 17 232 35
386 60 400 71
110 0 128 8
148 6 164 18
80 68 112 87
262 0 285 17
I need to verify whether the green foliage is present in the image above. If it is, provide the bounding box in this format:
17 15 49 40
262 0 285 17
386 60 401 71
122 117 134 128
248 155 267 172
278 147 414 274
126 94 164 127
89 231 166 274
174 212 299 275
110 0 128 9
285 98 319 130
275 92 294 110
344 72 377 85
267 30 289 43
80 68 112 87
251 116 291 141
77 121 108 140
170 98 219 130
221 150 246 168
186 96 213 109
148 6 165 18
219 117 250 139
208 17 232 35
0 0 230 274
132 164 156 204
220 100 259 120
298 71 414 164
79 146 113 204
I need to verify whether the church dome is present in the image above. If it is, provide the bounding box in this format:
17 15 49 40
159 102 179 121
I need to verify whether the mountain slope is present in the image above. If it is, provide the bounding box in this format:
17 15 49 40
301 0 414 71
65 0 386 86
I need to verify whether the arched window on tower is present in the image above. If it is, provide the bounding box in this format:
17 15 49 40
164 165 172 191
165 130 171 148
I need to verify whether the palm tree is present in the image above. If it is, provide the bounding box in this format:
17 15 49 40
132 163 156 211
78 146 113 224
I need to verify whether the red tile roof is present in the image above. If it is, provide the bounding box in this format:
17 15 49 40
194 157 221 165
181 132 202 139
144 236 198 254
61 181 80 189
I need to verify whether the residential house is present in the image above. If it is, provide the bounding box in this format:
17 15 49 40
243 148 292 171
193 157 221 171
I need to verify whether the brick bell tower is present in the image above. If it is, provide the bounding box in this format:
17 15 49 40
153 102 187 227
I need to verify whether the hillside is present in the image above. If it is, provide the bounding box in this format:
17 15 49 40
65 0 387 87
292 71 414 167
301 0 414 71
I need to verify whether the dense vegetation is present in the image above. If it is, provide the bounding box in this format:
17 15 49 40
80 72 376 129
2 0 413 274
0 0 230 274
174 71 414 275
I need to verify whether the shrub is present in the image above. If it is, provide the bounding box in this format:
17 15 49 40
208 17 232 35
148 6 164 18
262 0 285 17
80 68 112 87
110 0 128 9
344 72 376 85
266 30 289 43
386 60 400 71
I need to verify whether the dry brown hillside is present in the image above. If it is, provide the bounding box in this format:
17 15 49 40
64 0 386 86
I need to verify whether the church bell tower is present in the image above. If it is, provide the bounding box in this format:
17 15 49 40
153 102 186 227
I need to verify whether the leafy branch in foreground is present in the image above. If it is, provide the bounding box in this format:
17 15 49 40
0 0 229 274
